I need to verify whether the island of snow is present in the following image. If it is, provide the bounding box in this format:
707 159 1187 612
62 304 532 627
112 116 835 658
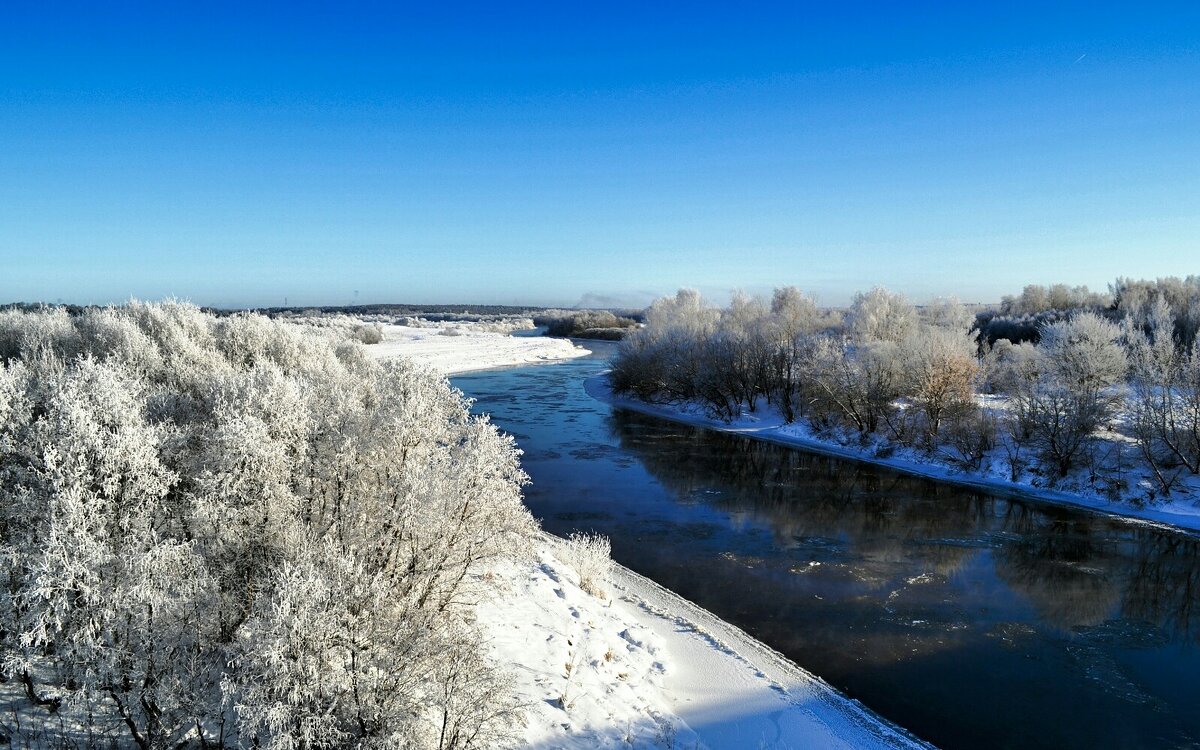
365 321 590 373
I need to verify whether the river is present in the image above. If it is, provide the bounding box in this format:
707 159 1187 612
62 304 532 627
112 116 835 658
451 344 1200 750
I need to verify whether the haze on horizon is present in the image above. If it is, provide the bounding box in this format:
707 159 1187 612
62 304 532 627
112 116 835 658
1 1 1197 309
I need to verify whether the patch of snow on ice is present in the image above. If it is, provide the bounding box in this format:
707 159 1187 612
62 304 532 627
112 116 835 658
366 323 589 374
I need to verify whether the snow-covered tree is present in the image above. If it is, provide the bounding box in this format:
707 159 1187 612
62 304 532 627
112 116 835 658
806 337 906 435
847 287 918 344
923 296 975 334
0 303 535 749
902 326 980 443
1126 298 1200 492
769 287 822 421
1009 313 1127 477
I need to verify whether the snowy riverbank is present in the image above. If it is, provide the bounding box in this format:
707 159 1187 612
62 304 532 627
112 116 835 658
366 322 589 373
478 539 931 750
585 374 1200 536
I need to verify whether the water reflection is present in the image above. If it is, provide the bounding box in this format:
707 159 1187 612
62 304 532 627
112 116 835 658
455 359 1200 749
607 409 1200 647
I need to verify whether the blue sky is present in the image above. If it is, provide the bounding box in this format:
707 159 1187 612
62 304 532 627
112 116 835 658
1 2 1197 308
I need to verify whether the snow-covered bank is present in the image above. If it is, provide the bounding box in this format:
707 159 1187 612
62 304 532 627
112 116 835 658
366 323 589 373
478 540 931 750
586 374 1200 536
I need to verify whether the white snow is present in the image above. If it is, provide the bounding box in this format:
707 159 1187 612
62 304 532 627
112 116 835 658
365 323 590 373
586 374 1200 536
477 539 931 750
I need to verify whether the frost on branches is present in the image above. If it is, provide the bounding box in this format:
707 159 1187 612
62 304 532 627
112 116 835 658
0 302 537 749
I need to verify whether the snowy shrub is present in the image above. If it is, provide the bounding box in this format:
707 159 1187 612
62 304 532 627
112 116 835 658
351 322 384 344
562 532 612 598
0 302 536 749
922 296 976 332
940 408 998 471
981 338 1040 393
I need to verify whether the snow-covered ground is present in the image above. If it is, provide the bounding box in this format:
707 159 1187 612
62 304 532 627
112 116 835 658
586 375 1200 536
478 539 931 750
365 322 590 373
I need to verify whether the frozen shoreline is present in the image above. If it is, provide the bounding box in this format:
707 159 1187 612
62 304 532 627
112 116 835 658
584 373 1200 537
477 538 932 750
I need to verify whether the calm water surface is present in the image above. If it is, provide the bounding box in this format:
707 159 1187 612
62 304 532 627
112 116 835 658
452 345 1200 750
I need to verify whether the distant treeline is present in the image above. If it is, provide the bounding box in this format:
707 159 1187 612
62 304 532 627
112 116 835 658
254 303 542 317
974 277 1200 349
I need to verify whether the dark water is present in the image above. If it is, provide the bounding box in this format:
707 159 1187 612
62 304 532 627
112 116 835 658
452 346 1200 750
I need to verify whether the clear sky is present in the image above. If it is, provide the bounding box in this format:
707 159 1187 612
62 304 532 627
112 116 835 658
1 1 1197 308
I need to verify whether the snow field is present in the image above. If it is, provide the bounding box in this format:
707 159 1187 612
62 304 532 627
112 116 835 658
366 323 589 373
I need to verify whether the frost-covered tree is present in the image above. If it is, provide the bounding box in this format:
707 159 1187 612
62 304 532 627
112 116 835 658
923 296 975 333
1126 298 1200 492
807 337 906 436
0 303 535 749
847 287 918 344
1000 283 1111 316
769 287 821 421
1009 313 1127 477
609 289 719 404
1113 275 1200 349
714 291 774 413
902 326 980 443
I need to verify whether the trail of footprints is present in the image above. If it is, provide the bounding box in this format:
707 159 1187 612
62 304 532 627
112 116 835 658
530 558 681 748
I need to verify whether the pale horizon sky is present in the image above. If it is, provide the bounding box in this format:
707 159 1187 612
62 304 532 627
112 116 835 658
2 2 1197 309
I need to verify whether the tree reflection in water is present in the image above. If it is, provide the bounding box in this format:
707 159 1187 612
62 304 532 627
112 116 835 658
607 407 1200 646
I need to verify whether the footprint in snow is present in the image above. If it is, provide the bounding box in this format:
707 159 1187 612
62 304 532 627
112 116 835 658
539 562 562 584
619 629 643 649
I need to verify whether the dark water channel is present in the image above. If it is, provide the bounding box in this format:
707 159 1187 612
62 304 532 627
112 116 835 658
452 346 1200 750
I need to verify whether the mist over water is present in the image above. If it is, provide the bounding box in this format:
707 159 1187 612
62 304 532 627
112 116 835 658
454 348 1200 750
